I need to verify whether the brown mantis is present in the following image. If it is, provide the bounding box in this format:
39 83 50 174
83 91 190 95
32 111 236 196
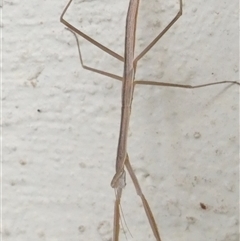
60 0 239 240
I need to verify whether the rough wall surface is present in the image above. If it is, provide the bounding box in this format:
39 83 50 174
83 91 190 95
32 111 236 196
3 0 239 241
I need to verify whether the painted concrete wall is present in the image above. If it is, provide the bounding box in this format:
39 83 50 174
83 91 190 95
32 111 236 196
3 0 239 240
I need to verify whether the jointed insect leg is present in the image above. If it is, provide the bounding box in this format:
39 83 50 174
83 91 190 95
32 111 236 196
66 28 123 81
134 79 240 89
125 154 162 241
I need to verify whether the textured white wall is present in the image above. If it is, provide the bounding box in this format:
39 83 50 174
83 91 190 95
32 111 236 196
3 0 239 241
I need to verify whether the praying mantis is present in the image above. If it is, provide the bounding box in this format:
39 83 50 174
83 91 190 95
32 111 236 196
60 0 239 240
